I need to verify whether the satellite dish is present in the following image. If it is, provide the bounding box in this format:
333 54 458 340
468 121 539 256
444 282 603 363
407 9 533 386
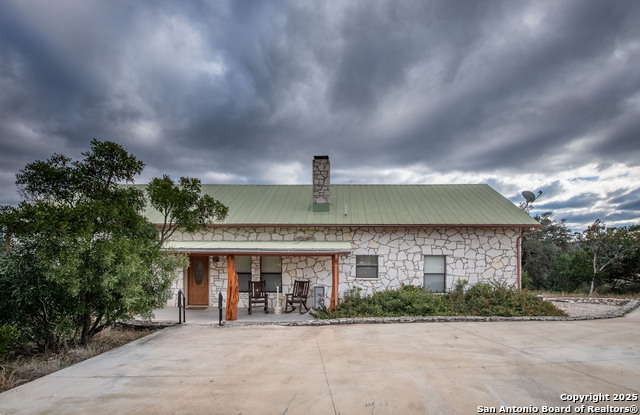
522 191 537 203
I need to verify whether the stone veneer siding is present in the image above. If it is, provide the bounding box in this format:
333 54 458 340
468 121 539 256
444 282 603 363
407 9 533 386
168 226 520 308
312 158 330 204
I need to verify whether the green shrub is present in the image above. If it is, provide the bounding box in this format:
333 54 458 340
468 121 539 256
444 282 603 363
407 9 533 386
0 325 19 356
459 283 565 316
368 285 450 317
521 269 533 289
314 283 566 319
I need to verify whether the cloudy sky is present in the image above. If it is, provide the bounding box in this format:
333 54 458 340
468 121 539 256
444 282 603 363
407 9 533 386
1 0 639 231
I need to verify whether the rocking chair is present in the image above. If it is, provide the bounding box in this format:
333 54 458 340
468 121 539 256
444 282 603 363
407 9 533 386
284 280 310 314
248 280 268 315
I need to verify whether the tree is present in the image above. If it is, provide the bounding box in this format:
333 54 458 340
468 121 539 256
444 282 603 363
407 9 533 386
0 140 184 350
521 212 573 290
522 238 560 289
534 212 573 252
546 250 592 292
604 225 640 293
147 175 228 245
577 220 638 295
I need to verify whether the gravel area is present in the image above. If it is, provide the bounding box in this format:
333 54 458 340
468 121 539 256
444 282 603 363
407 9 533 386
546 297 639 319
553 302 622 318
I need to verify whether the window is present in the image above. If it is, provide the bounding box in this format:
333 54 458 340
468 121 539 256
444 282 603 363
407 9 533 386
260 256 282 292
356 255 378 278
236 256 252 293
424 255 446 292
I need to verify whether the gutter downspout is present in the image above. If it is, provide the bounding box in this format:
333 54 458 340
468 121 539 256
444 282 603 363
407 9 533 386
517 227 541 289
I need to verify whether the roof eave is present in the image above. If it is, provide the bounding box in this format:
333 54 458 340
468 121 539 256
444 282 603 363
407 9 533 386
188 222 542 229
166 248 351 256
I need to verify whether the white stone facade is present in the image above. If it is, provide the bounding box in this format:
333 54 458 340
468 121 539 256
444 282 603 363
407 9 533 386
312 157 330 204
169 226 520 308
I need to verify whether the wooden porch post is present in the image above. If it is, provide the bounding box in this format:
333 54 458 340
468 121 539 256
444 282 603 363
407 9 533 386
330 254 339 311
226 255 239 321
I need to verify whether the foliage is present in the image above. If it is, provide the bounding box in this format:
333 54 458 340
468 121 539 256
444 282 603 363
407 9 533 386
0 325 19 356
0 140 187 351
520 211 640 295
521 269 533 289
577 220 639 295
605 227 640 293
314 284 565 319
323 285 451 318
521 212 573 290
522 238 561 289
451 283 564 317
546 250 592 293
147 175 228 244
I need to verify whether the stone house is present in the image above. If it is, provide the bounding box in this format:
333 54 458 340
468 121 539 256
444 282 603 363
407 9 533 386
148 156 539 314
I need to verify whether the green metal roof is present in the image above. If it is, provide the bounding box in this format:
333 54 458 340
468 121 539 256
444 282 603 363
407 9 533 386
164 240 352 255
138 184 539 227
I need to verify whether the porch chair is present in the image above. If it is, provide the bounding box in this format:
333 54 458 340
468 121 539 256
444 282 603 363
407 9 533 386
248 280 269 315
284 280 310 314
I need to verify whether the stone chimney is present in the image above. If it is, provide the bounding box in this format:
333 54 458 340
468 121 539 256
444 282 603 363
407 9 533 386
312 155 330 212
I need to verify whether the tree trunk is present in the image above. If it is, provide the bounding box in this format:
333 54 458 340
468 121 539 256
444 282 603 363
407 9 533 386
80 290 93 344
590 252 597 295
80 309 92 345
88 311 105 339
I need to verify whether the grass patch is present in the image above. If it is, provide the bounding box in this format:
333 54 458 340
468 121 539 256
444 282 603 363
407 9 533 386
0 325 159 393
314 284 567 319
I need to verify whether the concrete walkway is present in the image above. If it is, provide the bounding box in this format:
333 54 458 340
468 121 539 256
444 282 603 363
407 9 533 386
1 309 639 414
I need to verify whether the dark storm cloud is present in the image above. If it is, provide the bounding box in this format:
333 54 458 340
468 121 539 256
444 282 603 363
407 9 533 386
398 2 640 172
537 193 602 211
329 2 492 113
618 199 640 212
537 181 565 202
605 187 640 212
0 0 639 230
568 210 640 229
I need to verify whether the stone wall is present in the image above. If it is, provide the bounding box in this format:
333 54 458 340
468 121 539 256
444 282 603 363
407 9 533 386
167 226 520 307
312 157 330 204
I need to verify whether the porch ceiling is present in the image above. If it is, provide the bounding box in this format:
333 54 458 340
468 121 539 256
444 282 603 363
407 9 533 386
162 240 352 256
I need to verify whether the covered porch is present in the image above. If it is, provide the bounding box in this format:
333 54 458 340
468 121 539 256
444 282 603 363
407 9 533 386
164 240 352 320
152 306 317 325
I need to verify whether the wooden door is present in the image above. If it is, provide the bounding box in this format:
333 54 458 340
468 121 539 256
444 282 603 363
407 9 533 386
188 255 209 305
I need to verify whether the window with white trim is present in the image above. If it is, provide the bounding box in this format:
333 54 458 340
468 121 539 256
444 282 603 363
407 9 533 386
424 255 446 292
356 255 378 278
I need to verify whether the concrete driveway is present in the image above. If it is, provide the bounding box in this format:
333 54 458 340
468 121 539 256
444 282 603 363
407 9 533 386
1 310 639 415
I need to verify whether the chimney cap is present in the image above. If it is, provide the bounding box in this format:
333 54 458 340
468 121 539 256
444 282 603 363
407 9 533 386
314 155 329 160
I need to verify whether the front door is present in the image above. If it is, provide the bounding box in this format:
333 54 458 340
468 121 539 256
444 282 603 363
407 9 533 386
188 255 209 305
